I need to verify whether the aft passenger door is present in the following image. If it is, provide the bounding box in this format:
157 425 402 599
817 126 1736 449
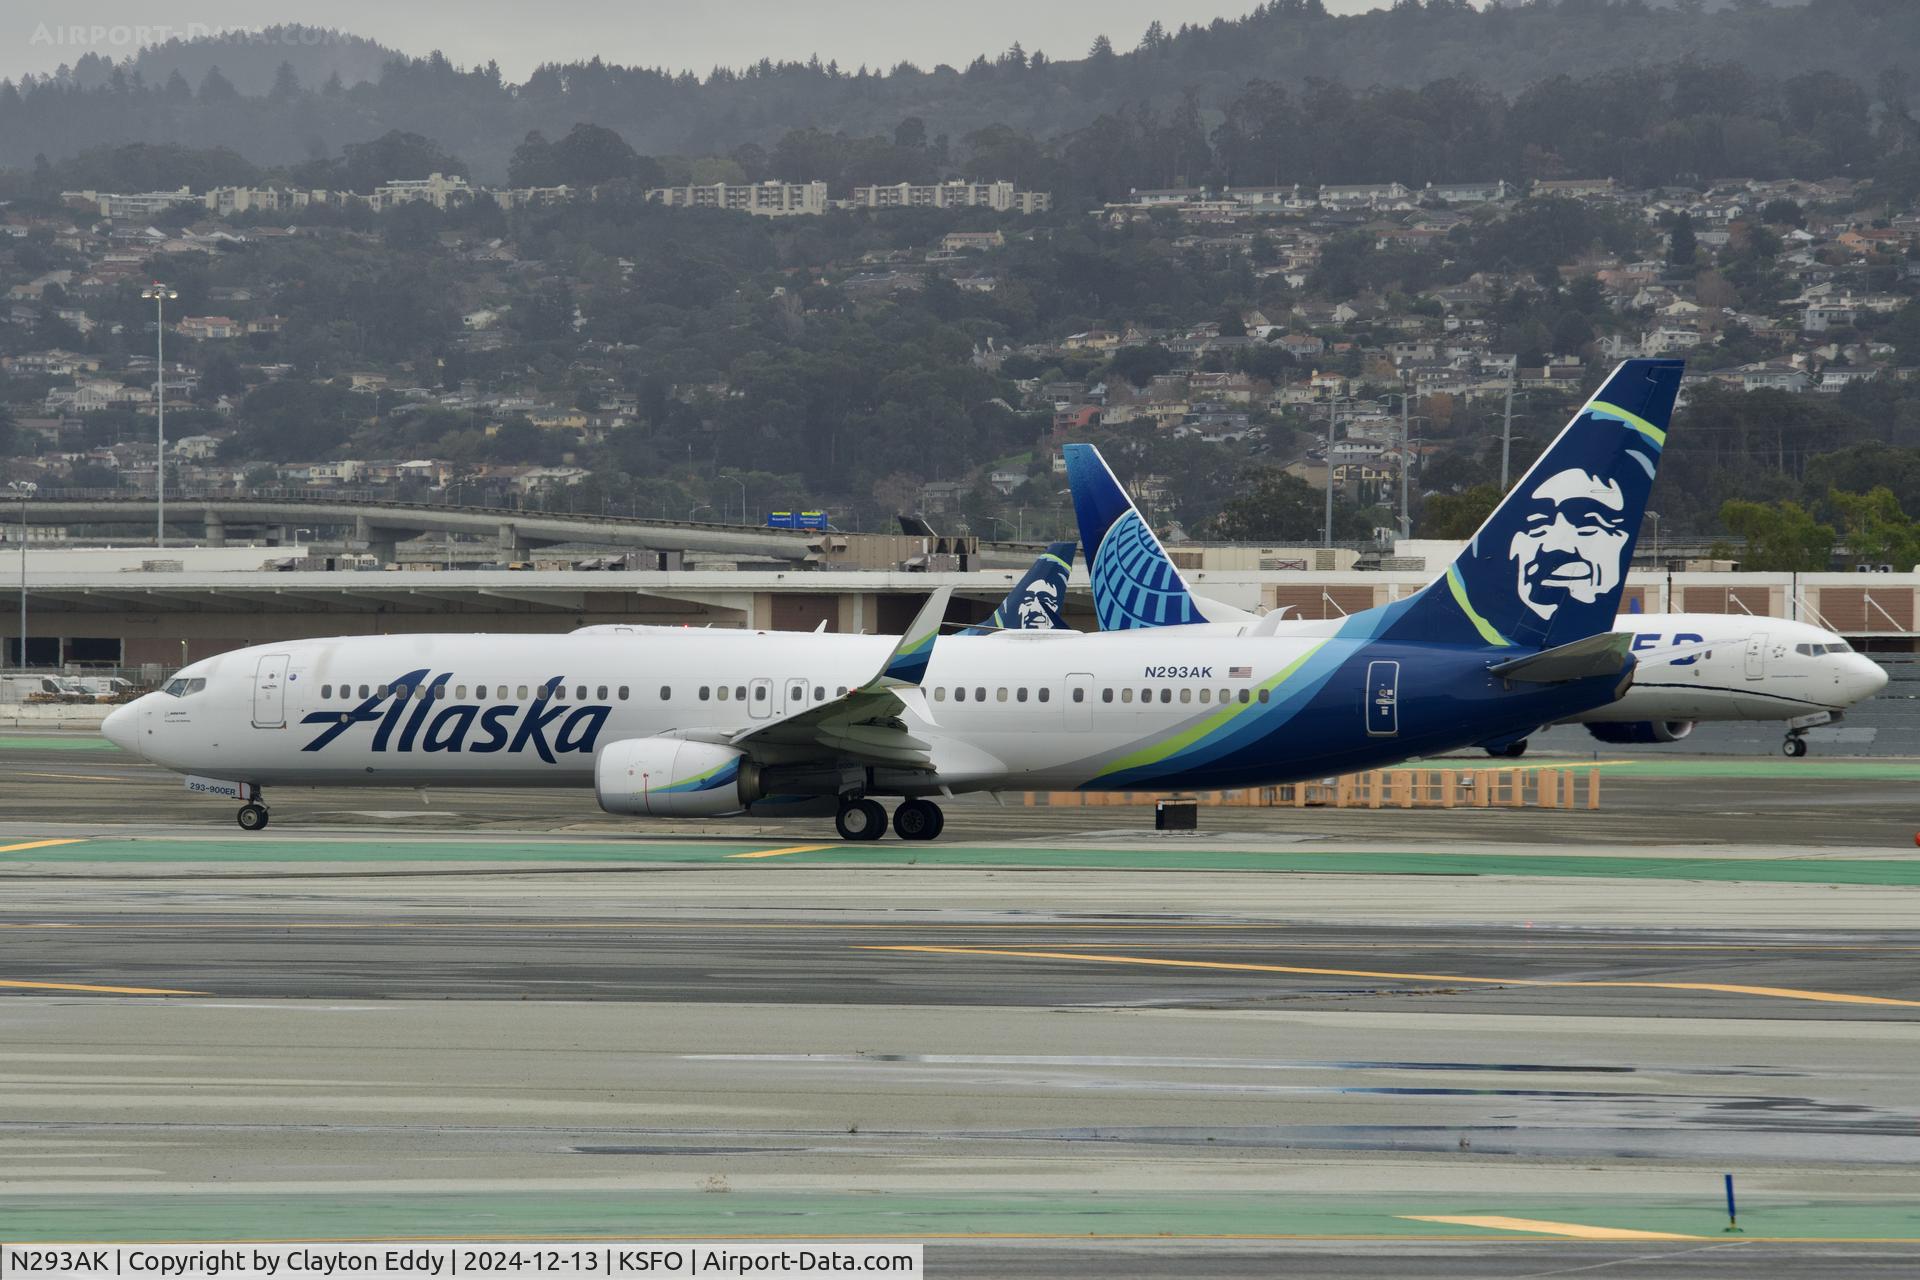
1364 660 1400 738
251 653 290 728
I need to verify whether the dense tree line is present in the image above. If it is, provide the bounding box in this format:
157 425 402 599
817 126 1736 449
6 1 1920 189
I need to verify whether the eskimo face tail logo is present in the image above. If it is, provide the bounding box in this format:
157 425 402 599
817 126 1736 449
1509 468 1631 621
1093 509 1202 630
1448 359 1679 648
999 546 1072 631
301 671 610 764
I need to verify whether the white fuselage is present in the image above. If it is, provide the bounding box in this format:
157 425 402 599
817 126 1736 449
1574 614 1885 723
109 627 1358 792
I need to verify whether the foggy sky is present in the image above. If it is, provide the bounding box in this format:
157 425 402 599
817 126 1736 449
10 1 1389 85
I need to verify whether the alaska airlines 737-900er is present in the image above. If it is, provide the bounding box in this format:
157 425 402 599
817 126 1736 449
104 359 1683 840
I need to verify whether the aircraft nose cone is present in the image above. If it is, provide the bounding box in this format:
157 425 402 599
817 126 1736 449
102 700 142 757
1854 656 1890 700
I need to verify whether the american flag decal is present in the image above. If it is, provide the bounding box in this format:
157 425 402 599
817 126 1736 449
1229 666 1252 679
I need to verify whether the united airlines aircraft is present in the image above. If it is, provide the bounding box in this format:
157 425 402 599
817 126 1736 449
105 360 1682 839
1063 390 1885 759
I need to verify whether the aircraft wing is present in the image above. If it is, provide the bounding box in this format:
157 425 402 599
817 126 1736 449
728 588 950 769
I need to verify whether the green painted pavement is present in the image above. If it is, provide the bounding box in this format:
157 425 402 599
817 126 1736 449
0 1192 1915 1242
0 734 119 751
6 835 1920 885
0 837 776 865
1551 758 1920 781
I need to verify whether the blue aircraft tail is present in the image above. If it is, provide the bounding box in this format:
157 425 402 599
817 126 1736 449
960 541 1077 635
1383 358 1682 651
1062 445 1205 629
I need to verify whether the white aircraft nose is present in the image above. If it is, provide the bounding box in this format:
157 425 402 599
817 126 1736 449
101 699 143 757
1848 655 1890 703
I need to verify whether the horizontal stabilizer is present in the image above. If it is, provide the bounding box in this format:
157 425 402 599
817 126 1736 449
1487 631 1635 684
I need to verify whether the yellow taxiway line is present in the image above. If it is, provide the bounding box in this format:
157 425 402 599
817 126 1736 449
863 945 1920 1008
0 838 88 855
0 978 205 995
725 843 837 859
1403 1215 1704 1241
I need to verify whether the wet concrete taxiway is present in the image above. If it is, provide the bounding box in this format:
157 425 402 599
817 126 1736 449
2 733 1919 1276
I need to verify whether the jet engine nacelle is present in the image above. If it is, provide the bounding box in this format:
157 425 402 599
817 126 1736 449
594 738 761 817
1584 720 1695 745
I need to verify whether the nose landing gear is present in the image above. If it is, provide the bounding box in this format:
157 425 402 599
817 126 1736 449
1782 735 1809 758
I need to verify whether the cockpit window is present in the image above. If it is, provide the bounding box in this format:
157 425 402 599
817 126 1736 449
1829 640 1852 653
162 677 206 698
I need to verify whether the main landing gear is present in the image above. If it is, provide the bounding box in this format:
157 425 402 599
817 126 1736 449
1484 738 1530 759
891 797 945 842
236 798 270 831
833 797 945 841
1783 734 1809 758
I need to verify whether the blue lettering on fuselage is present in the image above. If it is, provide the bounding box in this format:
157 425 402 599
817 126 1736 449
1631 632 1705 666
299 672 610 758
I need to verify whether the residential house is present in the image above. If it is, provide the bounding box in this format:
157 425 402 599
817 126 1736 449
372 173 474 211
941 231 1005 252
177 316 239 340
1730 360 1807 393
1050 403 1102 441
1803 303 1859 333
1318 183 1414 211
1815 367 1878 394
1423 180 1510 204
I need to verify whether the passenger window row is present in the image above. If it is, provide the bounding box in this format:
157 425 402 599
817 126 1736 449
928 685 1267 706
321 682 639 702
697 685 848 702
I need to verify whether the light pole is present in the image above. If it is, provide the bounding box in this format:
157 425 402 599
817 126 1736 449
8 481 35 669
141 283 178 548
687 503 710 522
1380 390 1429 542
721 473 747 525
1323 393 1339 548
1645 510 1661 568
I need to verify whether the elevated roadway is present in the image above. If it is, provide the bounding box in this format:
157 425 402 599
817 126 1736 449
23 493 821 562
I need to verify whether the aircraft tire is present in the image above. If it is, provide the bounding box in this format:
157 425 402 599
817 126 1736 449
1498 739 1529 759
894 798 944 841
1783 736 1808 758
836 798 888 841
237 803 270 832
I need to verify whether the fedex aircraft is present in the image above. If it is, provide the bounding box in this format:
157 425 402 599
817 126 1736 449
104 359 1680 839
1064 408 1886 760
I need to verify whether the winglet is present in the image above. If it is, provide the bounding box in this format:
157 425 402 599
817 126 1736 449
876 586 951 687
